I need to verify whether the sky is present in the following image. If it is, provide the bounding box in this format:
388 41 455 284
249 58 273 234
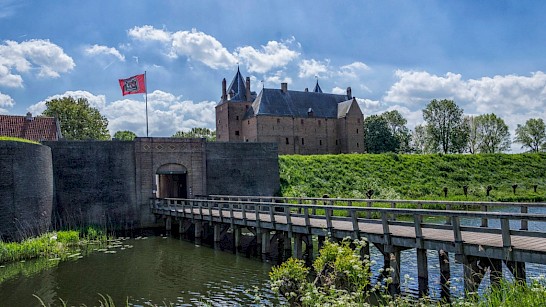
1 0 545 151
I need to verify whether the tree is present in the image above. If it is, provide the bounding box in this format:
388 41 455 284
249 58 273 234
464 116 479 154
172 127 216 141
411 124 432 154
474 113 511 153
381 110 411 153
42 96 110 140
113 130 137 141
515 118 546 152
363 115 398 153
422 99 467 154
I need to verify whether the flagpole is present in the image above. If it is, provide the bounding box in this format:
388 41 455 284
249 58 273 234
145 71 149 137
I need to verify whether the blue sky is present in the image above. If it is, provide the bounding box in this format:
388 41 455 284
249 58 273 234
1 0 545 151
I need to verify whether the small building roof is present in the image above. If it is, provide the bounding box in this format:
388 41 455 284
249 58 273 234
226 66 247 101
0 113 62 141
245 88 351 119
313 80 323 93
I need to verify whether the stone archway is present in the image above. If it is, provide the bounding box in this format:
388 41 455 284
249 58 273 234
156 163 188 198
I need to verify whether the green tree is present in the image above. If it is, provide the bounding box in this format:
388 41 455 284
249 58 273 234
411 124 432 154
113 130 137 141
42 96 110 140
381 110 411 153
475 113 511 153
515 118 546 152
172 127 216 141
464 116 479 154
363 115 398 153
422 99 467 154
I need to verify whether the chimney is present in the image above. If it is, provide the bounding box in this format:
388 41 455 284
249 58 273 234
245 77 251 101
304 88 309 92
281 82 288 93
25 112 33 121
347 87 352 100
222 78 227 100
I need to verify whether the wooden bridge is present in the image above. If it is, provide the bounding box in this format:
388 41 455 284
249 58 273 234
151 195 546 300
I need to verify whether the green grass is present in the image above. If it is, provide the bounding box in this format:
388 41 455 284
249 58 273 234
280 153 546 202
0 136 40 144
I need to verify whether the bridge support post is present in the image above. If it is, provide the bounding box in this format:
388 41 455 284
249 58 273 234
283 232 292 260
233 226 242 253
489 258 503 287
416 248 429 297
317 235 326 251
294 233 303 259
462 256 486 297
388 251 401 296
438 249 451 302
262 231 271 262
165 216 172 232
194 221 203 245
213 224 221 249
303 235 313 264
256 228 262 258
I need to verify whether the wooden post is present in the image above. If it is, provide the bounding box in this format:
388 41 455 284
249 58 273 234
194 221 203 245
165 216 172 232
489 258 503 287
294 233 303 259
439 249 451 302
416 248 429 297
283 232 292 260
262 231 271 262
388 251 401 296
317 235 326 251
463 256 486 297
505 260 526 283
213 223 221 249
520 206 528 230
256 228 262 258
233 226 242 253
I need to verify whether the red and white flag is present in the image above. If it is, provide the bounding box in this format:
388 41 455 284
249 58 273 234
119 74 146 96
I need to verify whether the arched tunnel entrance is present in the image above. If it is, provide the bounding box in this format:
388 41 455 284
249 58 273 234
156 163 187 198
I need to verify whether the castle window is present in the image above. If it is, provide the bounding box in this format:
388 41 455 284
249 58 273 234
236 116 239 120
336 140 338 145
235 131 240 136
357 118 361 123
286 138 289 145
318 120 321 126
356 128 359 134
246 105 249 110
277 118 280 124
301 119 304 125
320 140 322 146
357 143 359 147
302 138 305 145
248 120 250 125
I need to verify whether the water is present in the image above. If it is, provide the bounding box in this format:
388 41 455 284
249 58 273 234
0 237 280 306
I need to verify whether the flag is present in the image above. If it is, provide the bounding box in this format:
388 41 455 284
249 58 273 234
119 74 146 96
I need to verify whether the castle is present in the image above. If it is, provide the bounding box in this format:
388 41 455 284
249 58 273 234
216 68 364 155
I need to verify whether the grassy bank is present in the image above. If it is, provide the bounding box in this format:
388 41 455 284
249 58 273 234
0 136 40 144
280 153 546 201
0 227 107 265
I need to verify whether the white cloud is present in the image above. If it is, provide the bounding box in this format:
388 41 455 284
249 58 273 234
0 92 14 113
298 59 329 78
28 89 217 137
128 25 172 43
237 40 300 74
264 70 292 86
339 61 370 79
0 39 75 87
129 26 237 69
85 44 125 61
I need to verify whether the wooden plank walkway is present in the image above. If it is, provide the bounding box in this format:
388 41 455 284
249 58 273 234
151 198 546 265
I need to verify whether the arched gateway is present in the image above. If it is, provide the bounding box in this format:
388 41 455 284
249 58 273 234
156 163 188 198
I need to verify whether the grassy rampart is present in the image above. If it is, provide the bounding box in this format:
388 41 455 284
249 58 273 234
279 153 546 202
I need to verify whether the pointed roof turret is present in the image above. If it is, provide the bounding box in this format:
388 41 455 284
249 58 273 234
227 66 247 101
313 80 323 93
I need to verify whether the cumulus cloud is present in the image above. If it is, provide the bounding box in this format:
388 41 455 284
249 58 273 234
264 70 292 86
339 61 370 79
0 39 75 87
0 91 14 113
85 44 125 61
128 25 300 72
129 25 237 69
298 59 329 78
237 40 300 74
27 89 216 137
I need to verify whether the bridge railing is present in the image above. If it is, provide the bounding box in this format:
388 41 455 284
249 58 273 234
207 195 546 230
152 197 546 260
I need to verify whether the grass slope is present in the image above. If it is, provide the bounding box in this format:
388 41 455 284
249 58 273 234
280 153 546 202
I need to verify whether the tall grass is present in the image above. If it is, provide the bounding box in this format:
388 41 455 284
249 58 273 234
280 153 546 201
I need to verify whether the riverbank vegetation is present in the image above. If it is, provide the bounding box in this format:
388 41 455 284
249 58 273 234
270 239 546 307
0 136 40 144
280 153 546 202
0 227 107 265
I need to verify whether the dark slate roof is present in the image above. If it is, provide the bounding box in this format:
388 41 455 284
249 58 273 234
0 113 62 141
226 67 247 101
313 80 323 93
245 88 350 119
